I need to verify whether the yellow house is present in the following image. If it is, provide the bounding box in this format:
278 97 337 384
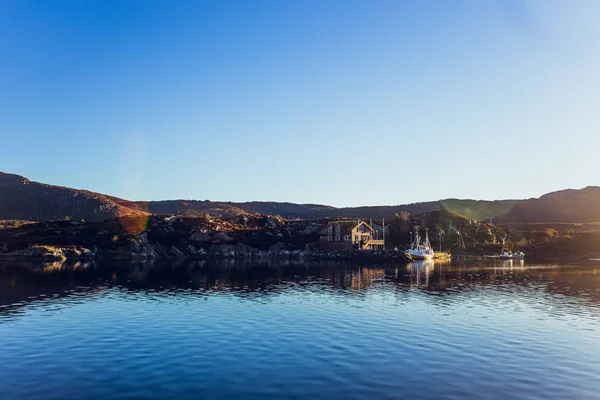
319 220 384 251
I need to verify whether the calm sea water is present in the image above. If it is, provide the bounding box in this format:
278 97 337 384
1 259 599 399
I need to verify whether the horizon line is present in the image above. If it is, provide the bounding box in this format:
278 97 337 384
2 170 596 209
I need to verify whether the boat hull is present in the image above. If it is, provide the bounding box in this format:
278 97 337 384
408 249 434 260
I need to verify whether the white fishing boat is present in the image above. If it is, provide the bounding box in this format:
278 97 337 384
512 251 525 260
408 226 435 260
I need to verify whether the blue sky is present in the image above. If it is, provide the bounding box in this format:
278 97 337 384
1 0 599 207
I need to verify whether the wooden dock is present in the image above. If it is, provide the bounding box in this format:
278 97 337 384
434 251 452 260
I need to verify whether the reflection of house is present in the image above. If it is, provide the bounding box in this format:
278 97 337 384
351 268 385 290
319 220 384 251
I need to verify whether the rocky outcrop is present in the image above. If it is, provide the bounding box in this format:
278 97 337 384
0 244 99 261
0 214 318 261
0 245 66 261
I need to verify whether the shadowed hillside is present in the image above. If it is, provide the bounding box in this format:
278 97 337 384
144 200 247 218
387 210 507 252
495 187 600 223
1 171 600 224
0 172 144 222
143 200 335 219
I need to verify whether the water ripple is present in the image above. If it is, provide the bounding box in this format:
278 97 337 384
1 261 600 399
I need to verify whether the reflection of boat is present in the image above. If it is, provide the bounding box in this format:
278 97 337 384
494 259 525 270
410 259 435 269
512 251 525 259
495 259 514 269
408 226 435 260
407 259 435 286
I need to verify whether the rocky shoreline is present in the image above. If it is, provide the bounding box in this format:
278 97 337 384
0 243 412 263
4 213 593 265
0 215 412 264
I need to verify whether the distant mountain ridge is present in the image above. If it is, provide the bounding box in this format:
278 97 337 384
1 171 599 224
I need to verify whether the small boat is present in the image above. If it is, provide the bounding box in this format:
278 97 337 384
408 226 435 260
484 253 499 259
498 249 513 260
512 251 525 260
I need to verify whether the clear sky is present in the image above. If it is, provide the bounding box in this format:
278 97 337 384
1 0 599 207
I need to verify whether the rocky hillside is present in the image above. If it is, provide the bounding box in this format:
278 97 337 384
495 187 600 223
0 172 145 222
1 171 600 224
0 172 253 221
387 210 507 253
143 200 247 218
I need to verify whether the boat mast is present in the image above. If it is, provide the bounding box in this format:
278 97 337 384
382 218 386 250
414 226 420 250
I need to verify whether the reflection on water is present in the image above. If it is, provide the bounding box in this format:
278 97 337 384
405 259 436 287
1 259 600 399
2 259 600 319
